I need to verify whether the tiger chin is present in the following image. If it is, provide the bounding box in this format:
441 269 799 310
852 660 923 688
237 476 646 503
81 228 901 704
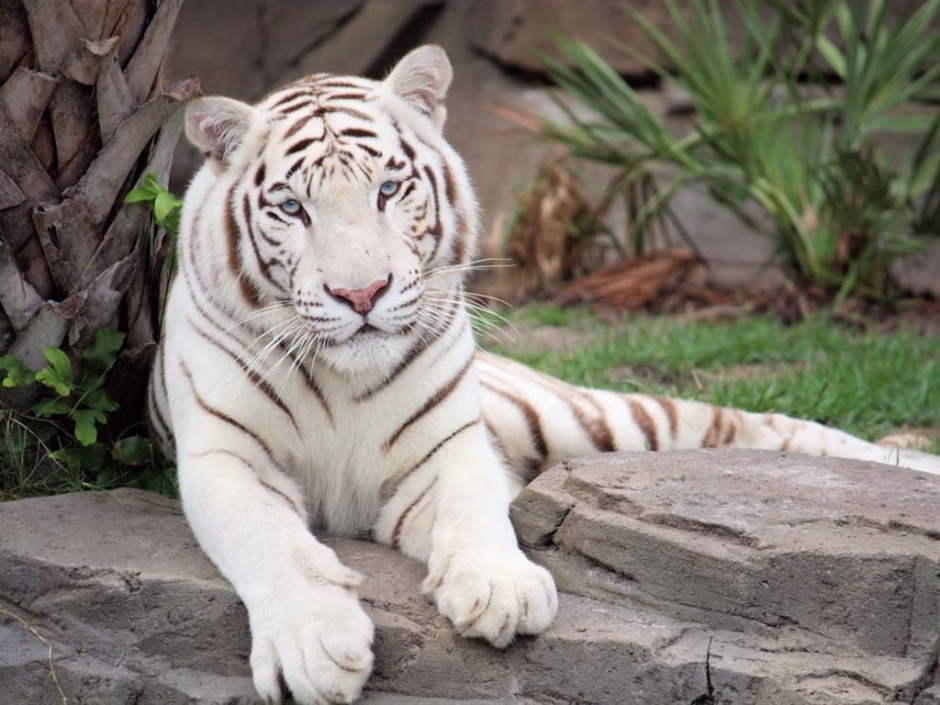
148 45 940 704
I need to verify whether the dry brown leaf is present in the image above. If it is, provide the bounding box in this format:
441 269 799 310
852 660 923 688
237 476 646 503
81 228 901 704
0 67 57 141
503 159 597 295
50 81 99 189
96 51 135 142
561 249 701 310
22 0 84 73
80 78 199 226
0 169 25 210
62 36 119 85
0 242 43 331
124 0 183 102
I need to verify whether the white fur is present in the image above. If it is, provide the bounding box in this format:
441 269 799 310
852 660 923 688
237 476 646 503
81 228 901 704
153 46 556 705
151 44 940 705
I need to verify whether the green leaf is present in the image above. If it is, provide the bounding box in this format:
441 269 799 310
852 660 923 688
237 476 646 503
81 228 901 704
126 173 183 232
153 190 182 226
73 416 96 446
123 187 156 204
43 347 72 380
125 171 184 245
82 387 119 413
0 355 28 371
32 398 72 418
53 443 108 471
35 367 72 397
124 173 162 204
112 435 154 466
81 328 125 384
866 113 938 135
73 409 106 446
0 354 36 387
816 35 846 78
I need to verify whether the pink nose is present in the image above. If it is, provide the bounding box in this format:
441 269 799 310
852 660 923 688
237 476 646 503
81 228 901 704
326 278 390 315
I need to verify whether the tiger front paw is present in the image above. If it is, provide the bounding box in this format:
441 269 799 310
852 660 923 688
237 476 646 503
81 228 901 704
246 572 374 704
422 546 558 648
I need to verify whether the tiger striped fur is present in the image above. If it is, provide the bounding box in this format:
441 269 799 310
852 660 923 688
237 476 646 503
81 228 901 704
148 45 940 704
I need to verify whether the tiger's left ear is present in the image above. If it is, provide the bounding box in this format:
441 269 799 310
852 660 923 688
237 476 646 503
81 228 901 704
383 45 453 131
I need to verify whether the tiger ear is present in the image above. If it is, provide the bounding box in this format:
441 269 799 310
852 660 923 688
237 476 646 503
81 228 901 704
186 97 261 167
383 45 453 131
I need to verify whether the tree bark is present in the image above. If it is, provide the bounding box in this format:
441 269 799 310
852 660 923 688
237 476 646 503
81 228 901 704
0 0 197 423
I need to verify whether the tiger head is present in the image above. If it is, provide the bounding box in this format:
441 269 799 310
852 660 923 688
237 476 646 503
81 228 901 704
183 46 479 374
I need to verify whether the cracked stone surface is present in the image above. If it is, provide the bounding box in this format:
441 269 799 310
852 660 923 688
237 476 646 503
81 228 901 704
2 450 940 704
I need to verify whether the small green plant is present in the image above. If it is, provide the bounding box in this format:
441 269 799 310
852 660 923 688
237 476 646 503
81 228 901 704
125 172 183 235
0 173 182 501
126 172 183 286
0 329 175 500
540 0 940 302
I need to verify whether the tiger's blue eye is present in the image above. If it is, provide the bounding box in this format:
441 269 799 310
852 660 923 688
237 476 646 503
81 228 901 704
379 180 400 197
280 199 302 216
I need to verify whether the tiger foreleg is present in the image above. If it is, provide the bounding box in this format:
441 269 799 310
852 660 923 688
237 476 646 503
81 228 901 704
176 422 374 704
375 419 558 648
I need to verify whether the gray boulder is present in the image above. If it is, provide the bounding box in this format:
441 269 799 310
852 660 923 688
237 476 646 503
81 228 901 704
2 449 939 703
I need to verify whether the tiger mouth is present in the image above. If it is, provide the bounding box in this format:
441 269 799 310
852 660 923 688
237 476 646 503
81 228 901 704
346 322 396 342
329 320 415 347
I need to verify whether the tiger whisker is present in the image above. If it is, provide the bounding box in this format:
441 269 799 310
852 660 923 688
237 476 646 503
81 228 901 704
243 318 308 379
266 326 313 395
222 300 295 336
410 311 470 352
275 329 320 398
410 298 459 343
419 298 518 345
421 293 514 327
463 291 514 309
424 258 515 282
424 296 515 329
243 316 304 361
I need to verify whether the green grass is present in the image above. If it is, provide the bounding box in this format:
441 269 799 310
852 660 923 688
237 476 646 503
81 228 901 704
0 416 176 502
480 304 940 449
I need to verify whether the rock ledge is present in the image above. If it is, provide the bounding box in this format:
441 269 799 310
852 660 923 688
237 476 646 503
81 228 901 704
2 449 939 704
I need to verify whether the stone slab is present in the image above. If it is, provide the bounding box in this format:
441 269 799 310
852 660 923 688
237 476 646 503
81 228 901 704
917 684 940 705
512 450 940 662
3 450 940 703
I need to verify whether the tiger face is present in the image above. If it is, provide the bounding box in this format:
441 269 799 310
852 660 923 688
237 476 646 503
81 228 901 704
184 47 478 374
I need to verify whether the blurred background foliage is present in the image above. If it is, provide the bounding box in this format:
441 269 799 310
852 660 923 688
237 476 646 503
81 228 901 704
529 0 940 304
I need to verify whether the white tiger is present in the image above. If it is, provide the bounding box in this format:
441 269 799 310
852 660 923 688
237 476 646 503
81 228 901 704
148 45 940 704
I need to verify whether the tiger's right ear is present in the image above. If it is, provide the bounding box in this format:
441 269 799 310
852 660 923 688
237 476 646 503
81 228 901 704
185 97 261 168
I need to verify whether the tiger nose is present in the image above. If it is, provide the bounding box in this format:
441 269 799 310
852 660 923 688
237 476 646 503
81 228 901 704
325 277 390 315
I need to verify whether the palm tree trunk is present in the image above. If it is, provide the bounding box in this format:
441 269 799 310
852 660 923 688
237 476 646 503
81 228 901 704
0 0 196 424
